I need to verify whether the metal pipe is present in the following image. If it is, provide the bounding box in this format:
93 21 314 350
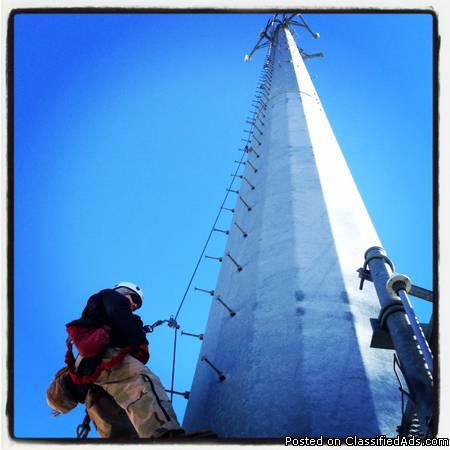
238 196 252 211
226 252 243 271
249 146 260 158
363 246 433 432
234 222 248 238
242 176 256 190
256 91 269 102
409 285 434 302
397 289 433 372
247 118 264 131
205 255 222 262
252 135 262 146
194 287 215 296
251 100 266 110
247 160 258 173
258 83 271 92
221 207 235 213
201 357 226 381
251 99 262 107
213 227 229 235
250 108 266 119
181 331 204 341
252 123 264 135
196 289 236 317
255 115 265 127
165 389 190 399
215 296 236 317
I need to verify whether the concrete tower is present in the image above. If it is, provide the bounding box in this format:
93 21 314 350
183 16 400 438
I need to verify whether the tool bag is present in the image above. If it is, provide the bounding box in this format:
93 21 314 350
46 366 89 414
66 324 111 358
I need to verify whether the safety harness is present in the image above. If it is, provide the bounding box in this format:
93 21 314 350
59 318 150 438
65 338 132 385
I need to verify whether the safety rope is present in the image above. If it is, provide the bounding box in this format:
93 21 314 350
165 45 273 402
165 132 248 403
76 410 91 439
172 152 248 322
172 51 272 323
170 327 178 402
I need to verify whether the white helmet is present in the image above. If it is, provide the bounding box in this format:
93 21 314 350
113 281 144 308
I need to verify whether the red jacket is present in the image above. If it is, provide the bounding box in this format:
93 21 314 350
66 289 149 384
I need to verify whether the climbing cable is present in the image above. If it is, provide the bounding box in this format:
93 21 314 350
173 46 272 322
169 327 178 402
168 46 273 399
173 128 250 321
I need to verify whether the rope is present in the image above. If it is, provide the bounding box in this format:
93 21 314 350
76 410 91 439
173 147 248 321
173 47 272 321
169 327 178 402
167 46 273 399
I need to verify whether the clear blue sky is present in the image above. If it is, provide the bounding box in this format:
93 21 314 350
13 12 433 439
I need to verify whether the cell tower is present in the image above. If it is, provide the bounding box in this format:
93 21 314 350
183 14 432 438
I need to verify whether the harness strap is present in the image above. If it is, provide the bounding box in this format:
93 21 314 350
65 340 132 385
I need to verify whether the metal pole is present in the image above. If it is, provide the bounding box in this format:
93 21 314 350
201 357 226 381
165 389 190 399
363 246 433 432
181 331 204 340
397 289 433 372
409 285 434 302
215 296 236 317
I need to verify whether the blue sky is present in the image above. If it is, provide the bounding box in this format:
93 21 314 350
13 12 433 439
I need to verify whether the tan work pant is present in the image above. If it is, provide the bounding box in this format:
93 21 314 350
93 348 180 438
86 385 139 438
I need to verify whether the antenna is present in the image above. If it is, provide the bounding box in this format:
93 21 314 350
245 13 321 62
288 14 320 39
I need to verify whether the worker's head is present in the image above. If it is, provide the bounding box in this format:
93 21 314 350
113 281 144 311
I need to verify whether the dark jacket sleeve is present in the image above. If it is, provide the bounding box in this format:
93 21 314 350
99 289 148 348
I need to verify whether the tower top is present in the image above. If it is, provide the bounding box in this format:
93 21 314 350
245 13 321 62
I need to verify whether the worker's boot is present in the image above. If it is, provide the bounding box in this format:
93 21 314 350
159 428 187 438
159 428 217 439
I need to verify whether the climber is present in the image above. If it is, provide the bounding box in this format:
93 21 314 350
65 281 182 439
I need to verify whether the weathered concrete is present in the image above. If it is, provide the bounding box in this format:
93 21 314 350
183 26 400 438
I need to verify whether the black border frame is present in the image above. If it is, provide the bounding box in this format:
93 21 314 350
6 7 440 444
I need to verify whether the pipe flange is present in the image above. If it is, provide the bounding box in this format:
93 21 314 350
386 272 412 296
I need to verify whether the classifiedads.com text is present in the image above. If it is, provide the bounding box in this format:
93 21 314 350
285 435 450 446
